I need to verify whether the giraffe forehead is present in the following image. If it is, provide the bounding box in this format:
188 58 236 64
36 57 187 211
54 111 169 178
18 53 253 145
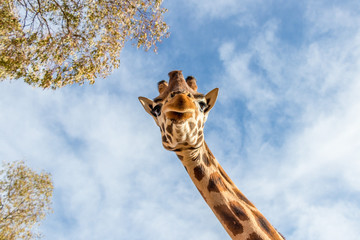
159 91 206 102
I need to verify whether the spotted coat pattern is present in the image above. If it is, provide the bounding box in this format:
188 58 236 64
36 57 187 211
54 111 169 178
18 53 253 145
139 70 285 240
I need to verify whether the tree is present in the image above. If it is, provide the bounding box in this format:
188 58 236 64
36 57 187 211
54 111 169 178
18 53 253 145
0 0 169 89
0 161 53 240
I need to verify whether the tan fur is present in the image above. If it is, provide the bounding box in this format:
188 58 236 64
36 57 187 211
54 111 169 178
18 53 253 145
139 70 285 240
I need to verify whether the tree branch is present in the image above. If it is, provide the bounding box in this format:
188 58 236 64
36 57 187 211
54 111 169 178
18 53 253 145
35 0 52 37
53 0 72 34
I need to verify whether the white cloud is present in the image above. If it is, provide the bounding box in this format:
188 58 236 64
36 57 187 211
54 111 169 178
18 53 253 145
0 48 229 239
1 1 360 240
289 203 360 239
184 0 265 23
214 1 360 239
188 0 245 19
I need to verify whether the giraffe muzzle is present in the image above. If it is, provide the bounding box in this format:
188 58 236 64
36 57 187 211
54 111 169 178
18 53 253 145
163 93 196 121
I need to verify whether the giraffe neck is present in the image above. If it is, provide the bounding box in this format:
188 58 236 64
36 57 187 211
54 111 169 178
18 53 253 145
175 142 284 240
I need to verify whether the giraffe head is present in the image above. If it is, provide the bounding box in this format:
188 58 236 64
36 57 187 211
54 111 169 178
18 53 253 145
139 70 218 151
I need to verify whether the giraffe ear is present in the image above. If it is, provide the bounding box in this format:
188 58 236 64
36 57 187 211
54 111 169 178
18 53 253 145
138 97 155 116
204 88 219 113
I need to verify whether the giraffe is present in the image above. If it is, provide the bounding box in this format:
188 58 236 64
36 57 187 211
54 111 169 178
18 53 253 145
138 70 285 240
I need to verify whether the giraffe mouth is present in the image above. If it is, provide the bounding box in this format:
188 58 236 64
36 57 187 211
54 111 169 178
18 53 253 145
164 110 194 121
163 93 196 122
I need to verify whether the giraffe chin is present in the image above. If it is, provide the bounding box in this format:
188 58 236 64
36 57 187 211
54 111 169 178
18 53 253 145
165 111 193 122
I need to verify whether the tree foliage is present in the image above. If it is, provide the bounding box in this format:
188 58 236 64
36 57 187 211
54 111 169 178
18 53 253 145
0 0 169 89
0 161 53 240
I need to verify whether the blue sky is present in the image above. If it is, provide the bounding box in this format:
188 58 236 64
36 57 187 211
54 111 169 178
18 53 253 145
1 0 360 239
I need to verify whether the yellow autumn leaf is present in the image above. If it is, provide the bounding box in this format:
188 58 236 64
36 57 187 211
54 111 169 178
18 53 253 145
0 0 169 89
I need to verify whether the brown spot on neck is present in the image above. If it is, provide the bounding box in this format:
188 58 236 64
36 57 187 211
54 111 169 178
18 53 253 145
213 204 244 236
202 153 210 166
202 151 215 167
201 143 217 166
193 165 205 181
229 201 250 221
207 172 228 192
247 232 264 240
233 188 255 208
252 210 282 240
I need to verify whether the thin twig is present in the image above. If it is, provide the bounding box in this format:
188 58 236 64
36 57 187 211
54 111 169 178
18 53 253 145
53 0 72 34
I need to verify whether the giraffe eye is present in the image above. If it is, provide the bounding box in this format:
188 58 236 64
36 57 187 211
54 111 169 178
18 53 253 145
152 104 162 117
199 101 207 112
